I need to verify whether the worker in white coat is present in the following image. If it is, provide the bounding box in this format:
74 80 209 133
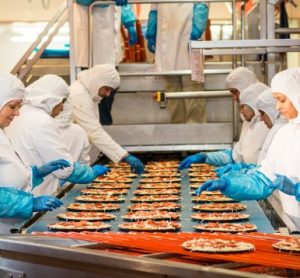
5 75 109 196
73 0 136 68
196 68 300 231
145 3 209 123
69 64 144 173
0 73 71 233
55 100 91 165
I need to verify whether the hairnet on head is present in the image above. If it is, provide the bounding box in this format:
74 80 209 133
271 67 300 123
239 82 270 112
78 64 120 103
256 88 279 125
25 75 70 115
0 72 25 110
225 67 258 92
56 99 73 128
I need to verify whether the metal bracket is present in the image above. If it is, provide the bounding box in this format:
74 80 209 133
0 267 25 278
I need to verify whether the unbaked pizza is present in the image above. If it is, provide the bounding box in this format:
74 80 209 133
48 221 111 231
131 194 180 203
189 183 204 189
140 177 181 183
67 203 120 211
193 203 247 212
133 189 180 195
138 183 181 189
80 188 128 195
75 195 125 203
194 223 257 233
94 176 133 183
106 171 137 178
57 212 115 221
182 238 255 253
119 220 181 231
272 238 300 252
189 177 216 183
128 202 181 211
142 172 180 178
192 195 236 203
191 212 250 222
145 167 179 172
190 190 222 195
122 211 180 221
189 172 217 178
88 183 131 189
106 162 131 168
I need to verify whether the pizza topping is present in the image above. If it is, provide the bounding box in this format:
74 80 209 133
194 223 257 232
94 176 133 183
119 220 181 231
191 212 249 221
88 183 131 189
57 212 115 221
272 238 300 252
128 202 181 211
75 195 125 202
138 183 181 189
193 203 246 212
123 211 180 220
134 189 180 195
48 221 111 231
192 195 235 203
142 172 180 178
80 188 128 195
140 178 181 183
131 195 180 202
67 203 120 211
182 238 255 253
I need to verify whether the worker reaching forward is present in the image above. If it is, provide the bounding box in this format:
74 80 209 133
68 64 144 174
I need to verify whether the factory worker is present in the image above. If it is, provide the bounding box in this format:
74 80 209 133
69 64 144 174
73 0 136 68
145 3 209 123
5 75 109 196
0 73 69 233
55 100 91 165
196 68 300 231
179 81 269 169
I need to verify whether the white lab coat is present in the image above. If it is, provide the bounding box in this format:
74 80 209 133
73 3 122 67
69 81 127 163
5 105 74 196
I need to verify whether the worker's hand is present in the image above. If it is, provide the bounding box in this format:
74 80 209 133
32 196 63 212
195 179 227 196
114 0 127 6
127 25 137 46
178 153 207 170
147 38 156 53
295 184 300 202
146 10 157 53
190 3 209 40
124 154 144 174
92 165 110 177
215 163 255 177
271 174 297 195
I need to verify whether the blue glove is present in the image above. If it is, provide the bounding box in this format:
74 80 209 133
114 0 127 6
146 10 157 53
92 165 110 177
271 175 300 200
31 159 71 188
32 196 63 212
121 5 137 45
124 154 144 174
190 3 209 40
195 179 227 196
205 149 234 166
127 25 137 45
215 163 256 177
178 153 207 170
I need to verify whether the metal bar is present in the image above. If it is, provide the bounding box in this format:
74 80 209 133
275 28 300 34
240 2 246 66
92 0 247 4
259 0 267 40
11 1 67 77
202 49 266 55
68 0 77 84
164 90 231 99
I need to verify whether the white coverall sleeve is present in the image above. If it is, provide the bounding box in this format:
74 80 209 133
32 120 74 179
72 94 128 163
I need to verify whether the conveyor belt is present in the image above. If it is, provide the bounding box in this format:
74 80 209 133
26 170 275 233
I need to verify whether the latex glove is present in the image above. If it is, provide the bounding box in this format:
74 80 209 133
215 163 255 177
92 165 110 177
32 159 71 188
271 174 299 196
124 154 144 174
178 153 207 170
190 3 209 40
32 196 63 212
195 179 227 196
145 10 157 53
127 25 137 45
114 0 127 6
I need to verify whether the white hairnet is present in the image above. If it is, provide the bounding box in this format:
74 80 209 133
25 75 70 115
256 88 279 125
55 99 73 128
0 72 25 110
271 67 300 123
240 82 270 112
225 67 258 92
78 64 120 103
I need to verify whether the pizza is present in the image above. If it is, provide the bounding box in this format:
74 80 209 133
192 195 236 203
189 177 216 183
272 238 300 252
131 195 180 203
147 161 179 167
140 177 181 183
133 189 180 195
193 203 247 212
138 183 181 189
67 203 120 211
119 220 181 231
182 238 255 253
48 221 111 231
142 172 180 178
128 202 181 211
106 162 131 168
80 188 128 195
194 223 257 233
122 211 180 221
189 172 217 178
88 183 131 189
190 183 204 189
190 190 222 195
57 212 115 221
94 176 133 183
191 212 250 222
106 171 137 178
145 167 179 172
75 195 125 203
